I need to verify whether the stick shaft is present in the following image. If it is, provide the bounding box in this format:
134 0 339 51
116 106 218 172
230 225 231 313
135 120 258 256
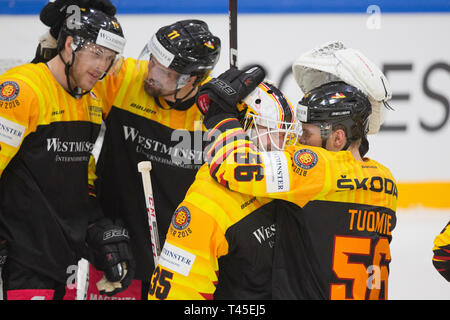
138 161 161 266
229 0 238 68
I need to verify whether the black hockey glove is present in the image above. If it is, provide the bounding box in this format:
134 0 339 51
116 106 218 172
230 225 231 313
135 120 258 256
0 240 7 268
86 218 135 296
41 0 117 38
196 65 265 129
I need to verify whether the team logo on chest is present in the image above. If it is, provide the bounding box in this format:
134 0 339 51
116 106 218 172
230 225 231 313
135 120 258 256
293 149 318 170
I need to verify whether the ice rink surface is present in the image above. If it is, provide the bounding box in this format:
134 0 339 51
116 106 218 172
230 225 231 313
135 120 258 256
389 208 450 299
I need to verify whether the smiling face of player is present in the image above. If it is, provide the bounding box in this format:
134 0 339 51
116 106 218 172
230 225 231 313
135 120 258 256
68 41 117 91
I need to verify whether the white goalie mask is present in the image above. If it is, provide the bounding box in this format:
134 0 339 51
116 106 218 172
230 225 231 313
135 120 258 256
239 81 300 152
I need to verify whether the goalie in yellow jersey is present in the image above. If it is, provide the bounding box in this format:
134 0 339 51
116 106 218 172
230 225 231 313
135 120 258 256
149 79 300 300
197 44 398 299
0 9 135 300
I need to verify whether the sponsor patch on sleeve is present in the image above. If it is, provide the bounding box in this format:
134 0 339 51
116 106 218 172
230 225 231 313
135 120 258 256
0 116 26 148
158 241 196 277
260 151 290 193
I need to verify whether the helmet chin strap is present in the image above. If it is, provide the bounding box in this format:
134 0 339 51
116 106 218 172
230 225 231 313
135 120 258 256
342 139 352 151
58 50 90 99
172 85 197 108
156 84 197 110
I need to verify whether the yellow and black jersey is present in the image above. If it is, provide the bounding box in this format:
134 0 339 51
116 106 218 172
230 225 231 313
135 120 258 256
0 63 103 283
148 164 276 300
206 117 398 300
432 221 450 282
93 58 208 280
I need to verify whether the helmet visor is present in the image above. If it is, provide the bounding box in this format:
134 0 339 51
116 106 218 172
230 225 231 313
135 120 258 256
145 55 190 91
75 41 122 78
138 39 190 92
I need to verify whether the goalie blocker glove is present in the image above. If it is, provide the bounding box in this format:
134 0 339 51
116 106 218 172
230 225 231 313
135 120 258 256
86 218 135 296
196 65 266 129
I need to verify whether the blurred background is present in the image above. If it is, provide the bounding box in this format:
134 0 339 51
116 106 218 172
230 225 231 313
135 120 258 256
0 0 449 299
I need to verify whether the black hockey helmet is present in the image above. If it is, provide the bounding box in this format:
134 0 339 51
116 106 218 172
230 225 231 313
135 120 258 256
57 7 125 55
56 8 125 97
298 81 372 149
144 19 221 84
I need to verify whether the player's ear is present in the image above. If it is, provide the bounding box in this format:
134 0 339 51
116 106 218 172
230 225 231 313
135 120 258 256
64 36 76 55
332 128 347 151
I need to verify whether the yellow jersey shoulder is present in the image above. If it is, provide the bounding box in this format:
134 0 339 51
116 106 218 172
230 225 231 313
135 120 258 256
0 62 102 126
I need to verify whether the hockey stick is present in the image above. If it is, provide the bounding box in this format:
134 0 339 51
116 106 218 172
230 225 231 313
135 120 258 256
229 0 238 68
137 161 161 267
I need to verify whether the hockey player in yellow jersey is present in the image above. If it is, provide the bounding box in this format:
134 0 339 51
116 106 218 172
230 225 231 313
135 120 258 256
0 9 135 300
432 221 450 282
148 80 300 300
32 3 222 298
87 21 221 300
197 54 397 299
